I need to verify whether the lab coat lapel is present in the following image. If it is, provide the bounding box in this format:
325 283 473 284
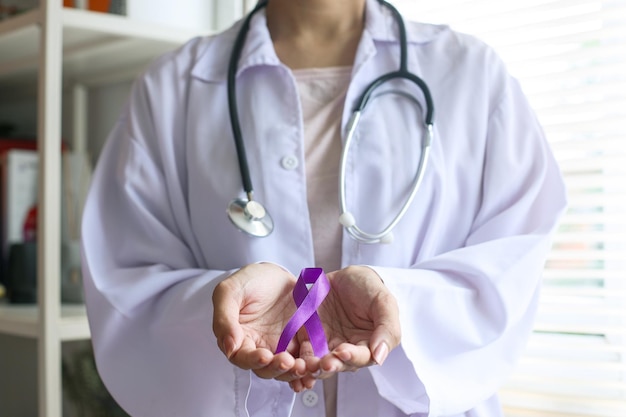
341 0 444 265
190 8 280 84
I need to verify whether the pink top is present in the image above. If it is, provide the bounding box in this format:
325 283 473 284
294 66 352 273
293 66 352 417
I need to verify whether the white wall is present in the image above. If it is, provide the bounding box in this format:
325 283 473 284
127 0 213 33
87 81 133 165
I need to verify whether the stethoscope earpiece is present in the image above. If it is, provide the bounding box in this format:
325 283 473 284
339 212 357 228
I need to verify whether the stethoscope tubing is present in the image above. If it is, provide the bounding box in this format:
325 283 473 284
339 112 433 243
226 0 435 243
356 70 435 125
227 0 269 199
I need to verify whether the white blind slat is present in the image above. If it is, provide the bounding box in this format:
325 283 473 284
500 390 626 417
392 1 626 416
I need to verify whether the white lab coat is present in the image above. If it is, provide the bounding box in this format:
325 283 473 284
81 1 567 416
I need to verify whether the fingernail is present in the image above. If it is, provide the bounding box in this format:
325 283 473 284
224 336 236 358
312 369 322 378
373 343 389 365
335 350 351 362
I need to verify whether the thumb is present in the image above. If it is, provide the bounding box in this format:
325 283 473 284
212 281 245 359
370 326 399 366
370 294 401 366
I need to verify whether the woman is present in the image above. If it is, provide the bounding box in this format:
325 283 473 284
81 0 567 416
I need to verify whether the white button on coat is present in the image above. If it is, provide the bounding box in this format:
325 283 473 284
301 390 319 407
281 155 299 170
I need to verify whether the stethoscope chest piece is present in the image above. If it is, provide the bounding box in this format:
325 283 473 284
227 198 274 237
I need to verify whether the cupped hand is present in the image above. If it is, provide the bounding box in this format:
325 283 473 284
309 266 401 378
212 263 401 392
212 263 312 383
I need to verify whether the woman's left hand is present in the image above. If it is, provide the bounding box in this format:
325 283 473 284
299 266 401 384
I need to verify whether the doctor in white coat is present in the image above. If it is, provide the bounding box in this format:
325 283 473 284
81 0 567 416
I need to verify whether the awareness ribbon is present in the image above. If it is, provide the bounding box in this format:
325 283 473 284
275 268 330 357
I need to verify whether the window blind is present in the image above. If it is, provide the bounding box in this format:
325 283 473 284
389 1 626 416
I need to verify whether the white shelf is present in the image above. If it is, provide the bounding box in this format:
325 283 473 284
0 7 202 342
0 303 40 338
0 304 90 341
0 7 203 97
61 8 202 84
0 5 208 415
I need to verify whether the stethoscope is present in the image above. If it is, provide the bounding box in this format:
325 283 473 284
226 0 434 244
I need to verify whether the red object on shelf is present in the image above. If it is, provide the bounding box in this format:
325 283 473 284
89 0 111 13
0 138 37 154
63 0 113 12
22 205 37 242
0 138 69 153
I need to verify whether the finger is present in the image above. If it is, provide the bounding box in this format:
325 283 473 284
229 336 274 370
300 374 317 390
253 352 299 380
275 358 308 382
318 342 372 376
289 377 317 393
304 354 321 375
289 379 305 393
314 343 374 379
298 338 316 361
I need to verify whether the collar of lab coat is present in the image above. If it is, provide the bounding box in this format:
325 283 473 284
190 0 445 83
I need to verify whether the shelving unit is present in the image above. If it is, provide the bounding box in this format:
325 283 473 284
0 2 203 416
0 304 89 340
0 7 200 93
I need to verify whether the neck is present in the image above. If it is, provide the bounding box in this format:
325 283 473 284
265 0 367 69
266 0 366 41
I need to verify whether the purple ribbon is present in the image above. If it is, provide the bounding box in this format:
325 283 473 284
276 268 330 357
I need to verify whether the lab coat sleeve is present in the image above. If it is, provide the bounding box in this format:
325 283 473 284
80 73 239 416
368 81 567 416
